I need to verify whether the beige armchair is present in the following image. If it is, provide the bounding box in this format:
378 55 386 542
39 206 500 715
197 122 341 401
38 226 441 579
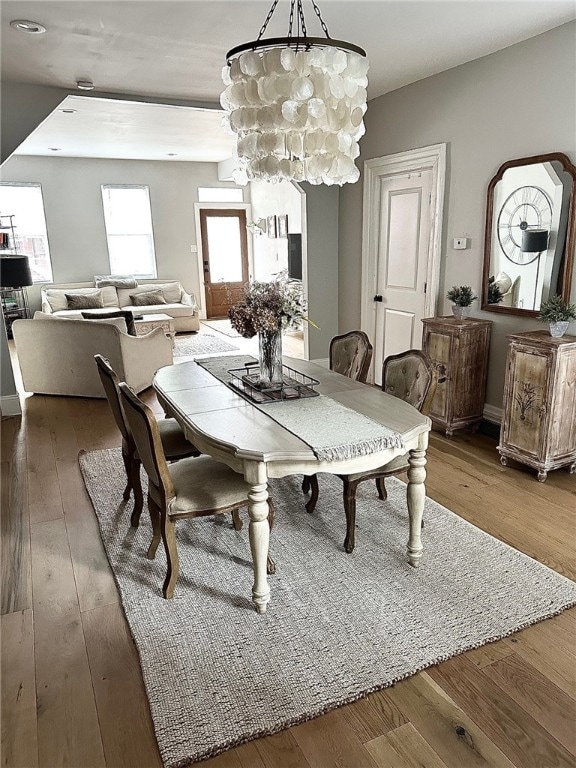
12 317 173 398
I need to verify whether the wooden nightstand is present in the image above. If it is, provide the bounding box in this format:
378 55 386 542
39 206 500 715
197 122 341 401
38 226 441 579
421 316 492 436
498 331 576 482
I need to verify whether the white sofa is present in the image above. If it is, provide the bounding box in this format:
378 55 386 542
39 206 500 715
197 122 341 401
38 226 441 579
40 279 200 333
12 317 173 398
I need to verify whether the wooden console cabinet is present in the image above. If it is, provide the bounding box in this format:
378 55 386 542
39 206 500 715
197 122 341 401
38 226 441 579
422 316 492 436
498 331 576 482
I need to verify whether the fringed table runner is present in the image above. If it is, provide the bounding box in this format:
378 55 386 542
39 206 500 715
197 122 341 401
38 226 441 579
197 355 403 461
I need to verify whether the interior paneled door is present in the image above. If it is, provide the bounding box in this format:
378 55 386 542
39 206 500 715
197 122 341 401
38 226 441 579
200 209 249 318
373 171 433 384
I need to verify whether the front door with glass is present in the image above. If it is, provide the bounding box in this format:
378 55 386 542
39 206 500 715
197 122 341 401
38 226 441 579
199 209 249 318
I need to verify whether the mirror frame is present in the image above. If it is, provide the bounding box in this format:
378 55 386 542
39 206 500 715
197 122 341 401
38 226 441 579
482 152 576 317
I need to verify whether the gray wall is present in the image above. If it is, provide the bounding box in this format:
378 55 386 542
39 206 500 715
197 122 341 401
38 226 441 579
0 154 241 308
339 22 576 409
303 183 340 359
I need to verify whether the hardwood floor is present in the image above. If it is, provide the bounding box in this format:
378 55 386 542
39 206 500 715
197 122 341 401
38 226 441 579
1 370 575 767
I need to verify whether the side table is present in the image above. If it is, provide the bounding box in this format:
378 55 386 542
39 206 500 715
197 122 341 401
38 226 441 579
422 316 492 436
134 313 175 345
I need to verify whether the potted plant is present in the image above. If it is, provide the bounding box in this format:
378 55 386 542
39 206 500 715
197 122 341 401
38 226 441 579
537 295 576 338
487 276 504 305
446 285 477 319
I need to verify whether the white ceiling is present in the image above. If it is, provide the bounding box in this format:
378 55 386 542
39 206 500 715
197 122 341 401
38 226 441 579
2 1 574 163
16 96 236 161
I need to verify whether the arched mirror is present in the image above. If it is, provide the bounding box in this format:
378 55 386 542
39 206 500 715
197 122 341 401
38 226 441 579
482 153 576 316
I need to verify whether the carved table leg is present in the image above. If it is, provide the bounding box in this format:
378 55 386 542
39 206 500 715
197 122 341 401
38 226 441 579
247 470 271 614
407 448 426 568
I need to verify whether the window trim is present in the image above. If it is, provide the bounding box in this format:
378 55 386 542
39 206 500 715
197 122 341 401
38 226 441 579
0 181 53 284
101 184 157 278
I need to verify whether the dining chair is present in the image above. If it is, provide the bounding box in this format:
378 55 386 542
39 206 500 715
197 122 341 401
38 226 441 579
329 330 373 382
118 382 275 598
301 330 374 510
94 354 201 527
303 349 438 553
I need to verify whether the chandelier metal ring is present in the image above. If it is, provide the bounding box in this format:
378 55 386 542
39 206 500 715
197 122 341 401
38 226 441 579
226 37 367 64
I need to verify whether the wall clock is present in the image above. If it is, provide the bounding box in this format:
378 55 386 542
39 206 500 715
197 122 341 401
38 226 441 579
497 185 553 264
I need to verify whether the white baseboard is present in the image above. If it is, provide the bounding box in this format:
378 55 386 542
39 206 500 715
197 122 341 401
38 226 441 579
483 404 502 424
0 394 21 417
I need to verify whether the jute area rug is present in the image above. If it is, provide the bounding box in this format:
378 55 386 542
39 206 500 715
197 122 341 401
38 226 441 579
80 447 576 768
173 333 238 357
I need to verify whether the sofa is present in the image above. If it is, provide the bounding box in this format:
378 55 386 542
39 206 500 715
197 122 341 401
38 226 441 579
40 279 200 333
12 317 173 398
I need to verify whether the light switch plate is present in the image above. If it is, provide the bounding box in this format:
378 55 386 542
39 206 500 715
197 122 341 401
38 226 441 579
453 237 468 250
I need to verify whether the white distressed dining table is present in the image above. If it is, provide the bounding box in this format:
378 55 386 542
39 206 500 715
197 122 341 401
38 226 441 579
153 357 431 614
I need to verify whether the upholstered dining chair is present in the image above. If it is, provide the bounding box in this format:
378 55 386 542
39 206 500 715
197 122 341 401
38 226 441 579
303 349 438 553
118 382 275 599
329 330 373 382
301 330 374 510
94 354 201 527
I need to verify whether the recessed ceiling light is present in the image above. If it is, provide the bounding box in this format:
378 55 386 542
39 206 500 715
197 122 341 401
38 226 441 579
76 80 94 91
10 19 46 34
49 148 61 152
167 153 177 157
61 109 77 114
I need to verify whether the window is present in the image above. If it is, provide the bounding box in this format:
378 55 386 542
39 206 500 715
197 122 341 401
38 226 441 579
0 182 53 283
198 187 244 203
101 185 157 277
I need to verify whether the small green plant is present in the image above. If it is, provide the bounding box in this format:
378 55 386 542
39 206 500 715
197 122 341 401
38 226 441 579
446 285 477 307
537 295 576 323
487 277 504 305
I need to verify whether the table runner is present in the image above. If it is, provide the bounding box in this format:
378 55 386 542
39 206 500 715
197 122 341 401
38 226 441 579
197 355 403 461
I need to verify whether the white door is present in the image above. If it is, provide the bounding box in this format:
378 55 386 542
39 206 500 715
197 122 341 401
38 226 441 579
372 171 433 384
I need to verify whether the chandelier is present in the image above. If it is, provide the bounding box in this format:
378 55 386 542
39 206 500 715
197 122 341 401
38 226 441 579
221 0 369 186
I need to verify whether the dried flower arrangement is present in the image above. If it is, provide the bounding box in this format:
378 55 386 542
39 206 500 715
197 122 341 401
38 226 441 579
228 273 312 338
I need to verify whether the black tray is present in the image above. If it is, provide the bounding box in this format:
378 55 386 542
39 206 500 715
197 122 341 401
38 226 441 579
228 361 320 404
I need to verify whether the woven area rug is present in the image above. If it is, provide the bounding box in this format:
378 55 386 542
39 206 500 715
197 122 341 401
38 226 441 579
201 319 242 337
173 333 238 357
80 447 576 768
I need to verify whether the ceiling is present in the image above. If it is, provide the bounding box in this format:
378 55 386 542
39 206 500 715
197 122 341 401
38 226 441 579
2 1 574 163
15 96 236 162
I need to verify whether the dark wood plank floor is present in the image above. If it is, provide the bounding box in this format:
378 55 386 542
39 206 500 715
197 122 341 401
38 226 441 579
1 384 575 768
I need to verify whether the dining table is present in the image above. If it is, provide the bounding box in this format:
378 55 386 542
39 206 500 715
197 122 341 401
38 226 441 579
153 356 431 614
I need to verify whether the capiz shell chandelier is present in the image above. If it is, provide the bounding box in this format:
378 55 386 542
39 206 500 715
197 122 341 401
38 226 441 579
221 0 369 186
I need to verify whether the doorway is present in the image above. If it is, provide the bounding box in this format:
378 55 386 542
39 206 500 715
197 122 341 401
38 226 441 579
199 208 249 318
361 144 446 384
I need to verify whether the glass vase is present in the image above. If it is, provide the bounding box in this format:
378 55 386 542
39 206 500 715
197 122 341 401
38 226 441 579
258 329 283 388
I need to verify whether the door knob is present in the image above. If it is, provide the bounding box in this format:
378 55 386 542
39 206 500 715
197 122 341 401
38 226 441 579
374 295 383 302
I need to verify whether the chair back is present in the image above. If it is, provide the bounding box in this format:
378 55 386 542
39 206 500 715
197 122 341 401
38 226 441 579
118 383 175 498
382 350 437 415
94 355 130 442
329 331 373 382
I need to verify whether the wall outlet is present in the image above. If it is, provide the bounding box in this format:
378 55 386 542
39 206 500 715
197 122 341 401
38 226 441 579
453 237 468 250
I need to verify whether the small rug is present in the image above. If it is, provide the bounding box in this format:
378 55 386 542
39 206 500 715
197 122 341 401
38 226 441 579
201 319 242 337
173 334 238 357
79 447 576 768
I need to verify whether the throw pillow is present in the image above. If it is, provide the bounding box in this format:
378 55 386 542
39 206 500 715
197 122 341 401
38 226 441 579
130 290 167 306
94 275 138 289
65 290 104 310
81 309 137 335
